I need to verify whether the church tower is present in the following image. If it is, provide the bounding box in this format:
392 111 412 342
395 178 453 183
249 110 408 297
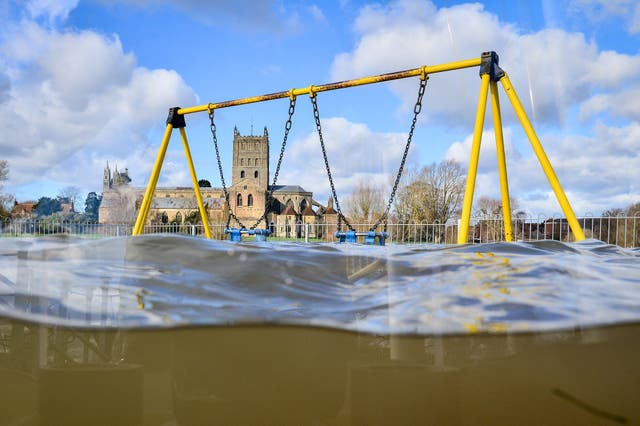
103 162 111 190
232 126 269 190
229 127 270 224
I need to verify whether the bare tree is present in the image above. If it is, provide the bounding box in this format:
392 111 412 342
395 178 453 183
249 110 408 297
0 160 7 184
473 196 522 242
345 181 385 224
101 187 140 223
394 160 466 224
426 159 466 224
58 185 81 208
0 160 13 214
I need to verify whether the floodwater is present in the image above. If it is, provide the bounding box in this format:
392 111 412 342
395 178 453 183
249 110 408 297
0 235 639 425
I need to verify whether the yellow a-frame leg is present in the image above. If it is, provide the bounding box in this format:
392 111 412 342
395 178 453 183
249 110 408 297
500 74 585 241
458 73 490 244
457 51 584 244
133 123 173 235
490 80 514 241
178 127 212 239
133 107 213 238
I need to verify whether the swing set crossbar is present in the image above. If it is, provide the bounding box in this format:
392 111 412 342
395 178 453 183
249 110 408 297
177 58 481 115
132 51 586 244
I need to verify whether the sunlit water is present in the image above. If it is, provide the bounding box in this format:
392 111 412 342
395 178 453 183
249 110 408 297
0 236 639 425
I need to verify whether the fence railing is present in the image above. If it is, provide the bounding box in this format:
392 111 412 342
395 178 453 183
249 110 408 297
1 216 639 248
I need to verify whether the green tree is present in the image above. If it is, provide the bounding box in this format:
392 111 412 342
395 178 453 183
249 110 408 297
35 197 62 217
198 179 212 187
84 192 102 222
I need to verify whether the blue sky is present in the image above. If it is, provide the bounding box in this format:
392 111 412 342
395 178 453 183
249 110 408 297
1 0 639 216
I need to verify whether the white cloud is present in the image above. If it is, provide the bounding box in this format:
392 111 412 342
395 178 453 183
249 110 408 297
27 0 79 24
308 4 327 23
99 0 302 34
444 123 640 215
0 20 197 197
276 117 420 205
580 86 640 120
632 3 640 33
331 1 640 126
570 0 640 34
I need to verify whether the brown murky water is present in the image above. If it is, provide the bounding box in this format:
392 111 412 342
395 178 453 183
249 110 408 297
1 319 638 425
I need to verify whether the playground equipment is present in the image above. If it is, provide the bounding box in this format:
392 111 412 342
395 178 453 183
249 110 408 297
132 51 585 244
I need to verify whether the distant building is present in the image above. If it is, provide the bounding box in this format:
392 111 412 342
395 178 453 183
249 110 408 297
98 127 336 237
11 201 37 218
11 199 74 219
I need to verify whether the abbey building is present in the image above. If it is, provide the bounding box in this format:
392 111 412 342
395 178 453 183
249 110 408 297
99 127 337 237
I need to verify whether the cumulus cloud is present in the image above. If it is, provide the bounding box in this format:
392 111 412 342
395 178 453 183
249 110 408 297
99 0 304 34
580 86 640 121
26 0 79 24
444 123 640 215
276 117 420 204
331 1 640 126
570 0 640 34
0 19 197 196
327 0 640 215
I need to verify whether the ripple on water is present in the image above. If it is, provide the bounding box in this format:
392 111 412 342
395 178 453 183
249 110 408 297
0 235 639 334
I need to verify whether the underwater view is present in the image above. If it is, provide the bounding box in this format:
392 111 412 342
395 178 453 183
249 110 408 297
1 236 639 425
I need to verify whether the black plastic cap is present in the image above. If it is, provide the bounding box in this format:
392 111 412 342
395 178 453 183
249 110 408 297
479 51 505 82
166 107 186 128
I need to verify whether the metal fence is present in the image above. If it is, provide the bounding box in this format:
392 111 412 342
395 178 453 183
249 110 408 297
1 215 639 247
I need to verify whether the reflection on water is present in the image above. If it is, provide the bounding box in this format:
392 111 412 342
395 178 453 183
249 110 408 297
0 235 640 424
1 236 639 333
1 320 639 425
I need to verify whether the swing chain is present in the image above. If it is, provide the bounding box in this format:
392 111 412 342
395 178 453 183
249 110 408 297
310 94 353 232
371 75 428 233
250 96 297 229
208 108 245 229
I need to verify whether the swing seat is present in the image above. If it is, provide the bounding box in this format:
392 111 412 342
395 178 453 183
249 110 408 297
335 231 388 246
225 227 271 242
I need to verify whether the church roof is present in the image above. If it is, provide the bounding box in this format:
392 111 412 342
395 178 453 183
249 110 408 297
269 185 309 194
324 206 337 215
281 205 298 216
301 205 316 216
151 198 223 210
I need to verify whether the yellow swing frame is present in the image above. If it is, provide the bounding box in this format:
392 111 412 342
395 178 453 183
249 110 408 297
132 51 585 243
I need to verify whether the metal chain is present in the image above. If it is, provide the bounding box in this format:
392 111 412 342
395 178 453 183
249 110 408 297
371 76 428 233
310 94 353 232
250 96 296 229
208 108 245 229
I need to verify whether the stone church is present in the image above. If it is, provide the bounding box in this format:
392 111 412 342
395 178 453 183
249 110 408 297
99 127 337 238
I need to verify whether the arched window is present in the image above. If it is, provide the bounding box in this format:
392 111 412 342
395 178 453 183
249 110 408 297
241 158 244 166
237 193 243 206
175 211 182 223
161 212 168 224
248 194 254 206
255 158 259 166
240 170 245 178
254 170 258 178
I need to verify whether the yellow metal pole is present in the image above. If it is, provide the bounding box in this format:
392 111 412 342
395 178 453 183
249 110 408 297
178 127 213 239
489 80 514 242
178 57 482 116
458 73 491 244
133 123 173 235
500 74 585 241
